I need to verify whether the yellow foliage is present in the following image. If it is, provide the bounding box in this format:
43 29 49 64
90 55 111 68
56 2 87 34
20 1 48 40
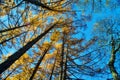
43 53 54 62
62 26 70 34
16 53 33 63
46 64 53 70
54 43 62 50
38 41 51 51
50 30 60 42
0 0 15 16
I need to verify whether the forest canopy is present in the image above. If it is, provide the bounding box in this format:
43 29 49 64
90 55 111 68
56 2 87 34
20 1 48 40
0 0 120 80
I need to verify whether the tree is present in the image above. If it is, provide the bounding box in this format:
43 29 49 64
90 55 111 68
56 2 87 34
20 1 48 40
92 17 120 80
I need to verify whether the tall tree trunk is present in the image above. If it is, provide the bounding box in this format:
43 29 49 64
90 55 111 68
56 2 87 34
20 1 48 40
63 46 68 80
0 23 56 74
108 37 120 80
60 34 65 80
49 54 57 80
63 57 67 80
29 46 50 80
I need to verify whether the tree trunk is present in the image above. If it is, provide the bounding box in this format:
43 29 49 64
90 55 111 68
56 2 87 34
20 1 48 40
60 35 65 80
23 0 53 10
49 54 57 80
29 46 50 80
108 37 120 80
63 48 68 80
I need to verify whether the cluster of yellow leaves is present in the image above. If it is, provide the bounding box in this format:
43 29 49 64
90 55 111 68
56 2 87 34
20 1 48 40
0 0 15 16
22 12 43 31
50 30 60 42
43 53 54 62
62 26 70 34
54 43 62 49
38 41 51 51
22 11 65 31
4 0 14 5
16 53 33 63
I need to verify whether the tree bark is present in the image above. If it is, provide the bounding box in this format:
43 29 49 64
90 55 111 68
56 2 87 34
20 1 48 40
108 37 120 80
60 34 65 80
63 47 68 80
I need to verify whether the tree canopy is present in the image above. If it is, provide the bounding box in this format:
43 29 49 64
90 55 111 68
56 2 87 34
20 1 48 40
0 0 120 80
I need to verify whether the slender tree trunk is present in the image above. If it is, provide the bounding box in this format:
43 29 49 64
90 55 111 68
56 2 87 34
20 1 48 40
29 46 50 80
108 37 120 80
63 46 68 80
108 51 119 80
63 43 69 80
49 54 57 80
60 34 65 80
23 0 53 10
0 23 56 74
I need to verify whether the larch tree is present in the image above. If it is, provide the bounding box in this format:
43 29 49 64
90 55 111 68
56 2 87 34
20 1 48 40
92 18 120 80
